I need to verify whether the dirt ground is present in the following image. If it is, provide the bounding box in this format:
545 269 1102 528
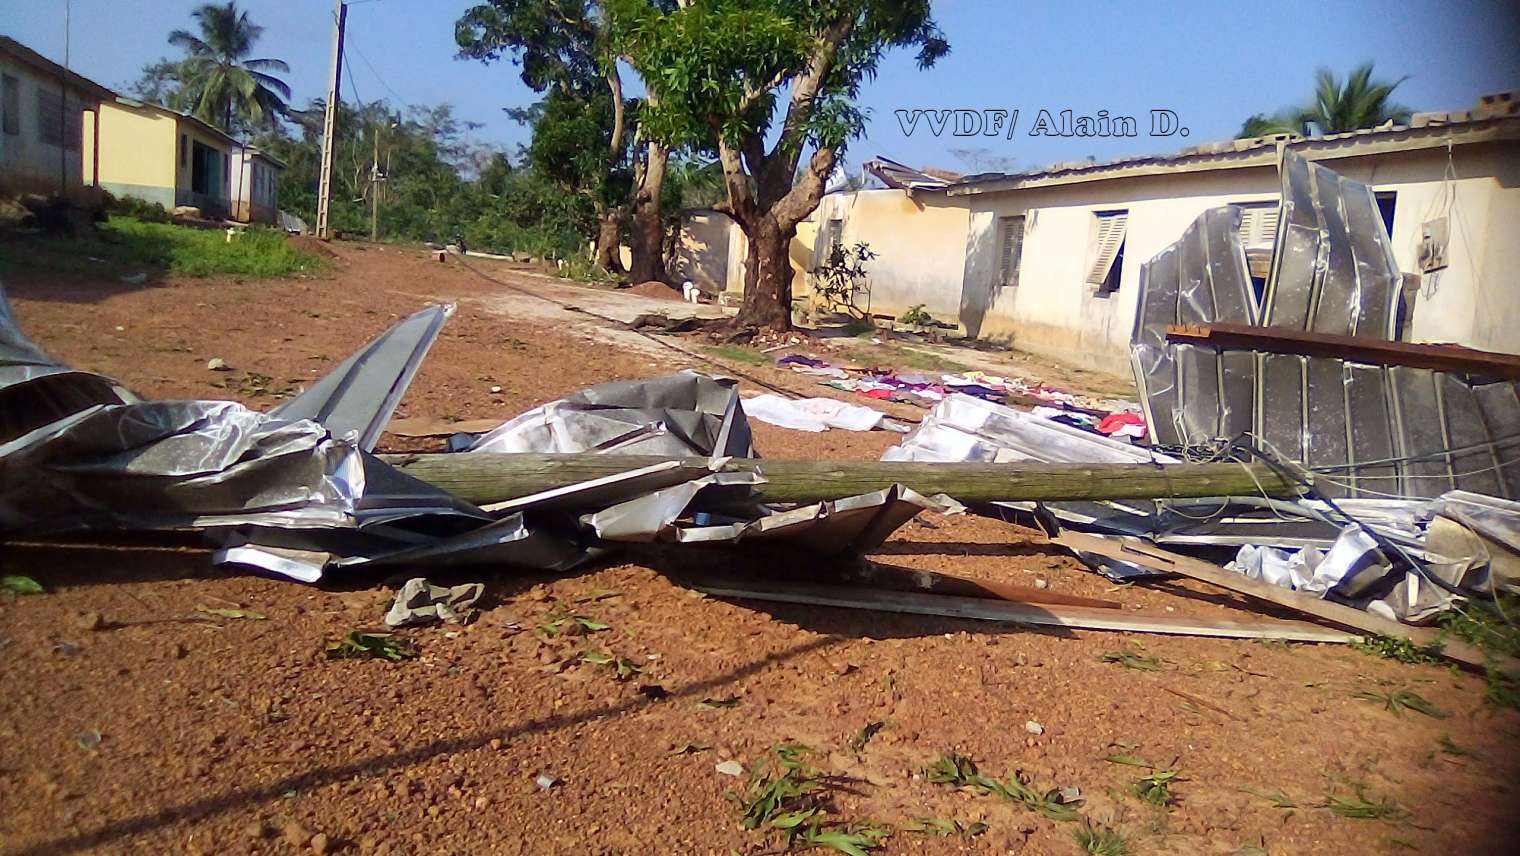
1 241 1516 856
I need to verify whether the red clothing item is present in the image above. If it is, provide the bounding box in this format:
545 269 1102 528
1097 411 1146 434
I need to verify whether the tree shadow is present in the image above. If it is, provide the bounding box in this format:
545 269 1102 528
10 634 846 856
1 224 178 303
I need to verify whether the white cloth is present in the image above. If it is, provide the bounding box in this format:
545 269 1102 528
742 394 886 433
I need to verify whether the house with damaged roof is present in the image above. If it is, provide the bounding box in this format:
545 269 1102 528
681 92 1520 378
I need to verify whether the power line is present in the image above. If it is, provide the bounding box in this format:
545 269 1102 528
349 40 404 105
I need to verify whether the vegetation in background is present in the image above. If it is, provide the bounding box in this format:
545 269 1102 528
811 241 877 318
1238 62 1410 138
611 0 949 330
167 2 291 131
0 217 323 279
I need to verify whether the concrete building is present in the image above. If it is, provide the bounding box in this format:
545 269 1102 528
0 36 113 202
89 98 238 218
695 95 1520 378
229 146 284 224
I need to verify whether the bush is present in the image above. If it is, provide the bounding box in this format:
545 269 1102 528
105 193 171 223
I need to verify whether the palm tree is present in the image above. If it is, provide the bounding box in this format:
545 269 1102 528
1299 63 1411 135
169 1 291 133
1237 62 1412 139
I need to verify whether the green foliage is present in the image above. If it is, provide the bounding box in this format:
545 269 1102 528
848 720 886 755
325 631 418 661
1237 62 1410 139
902 817 987 838
726 744 888 855
1105 755 1181 807
812 241 876 316
897 304 933 328
1101 649 1162 671
1073 820 1129 856
698 695 741 709
1350 634 1442 665
1239 786 1299 809
579 649 642 680
1437 734 1471 757
701 344 769 365
1325 786 1407 821
1352 688 1451 719
538 607 610 636
105 193 171 223
1434 595 1520 710
924 752 1083 822
1 575 44 595
164 1 291 132
0 217 323 279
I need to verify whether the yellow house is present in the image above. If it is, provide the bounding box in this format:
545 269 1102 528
88 97 237 218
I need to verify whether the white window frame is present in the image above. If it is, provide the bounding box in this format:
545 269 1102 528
1086 209 1128 292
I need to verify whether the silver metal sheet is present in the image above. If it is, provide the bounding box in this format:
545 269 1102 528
271 303 455 451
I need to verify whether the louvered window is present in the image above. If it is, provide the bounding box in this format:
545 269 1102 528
1236 202 1280 249
998 215 1025 289
1087 210 1128 292
37 88 79 150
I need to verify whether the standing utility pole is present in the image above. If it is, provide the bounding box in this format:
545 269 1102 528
315 0 347 240
369 123 381 241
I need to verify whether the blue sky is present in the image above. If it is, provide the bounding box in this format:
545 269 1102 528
6 0 1518 175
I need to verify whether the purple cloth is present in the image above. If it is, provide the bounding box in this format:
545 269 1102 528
778 354 828 368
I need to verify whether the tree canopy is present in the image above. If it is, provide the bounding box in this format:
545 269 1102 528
1238 62 1411 139
167 1 292 132
610 0 948 327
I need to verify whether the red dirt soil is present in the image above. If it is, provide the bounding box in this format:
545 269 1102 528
0 240 1516 855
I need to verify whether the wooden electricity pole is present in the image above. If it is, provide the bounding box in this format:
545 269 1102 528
315 0 347 240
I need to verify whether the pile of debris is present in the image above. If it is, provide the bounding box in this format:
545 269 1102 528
2 153 1516 677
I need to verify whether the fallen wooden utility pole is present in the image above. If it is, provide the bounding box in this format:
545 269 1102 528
381 454 1300 506
692 580 1357 643
1051 529 1518 676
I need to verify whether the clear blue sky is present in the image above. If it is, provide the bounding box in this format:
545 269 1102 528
6 0 1518 175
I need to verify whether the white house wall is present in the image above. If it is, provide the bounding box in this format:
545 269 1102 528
0 54 90 196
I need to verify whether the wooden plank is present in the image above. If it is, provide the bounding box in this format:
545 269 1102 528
693 580 1358 643
1051 529 1515 675
381 454 1302 506
1165 322 1520 381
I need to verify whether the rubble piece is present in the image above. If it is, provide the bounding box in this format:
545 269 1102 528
467 371 754 458
693 581 1357 643
384 578 484 627
270 303 456 450
1050 529 1509 674
741 394 890 432
839 560 1123 609
384 453 1299 506
1166 322 1520 382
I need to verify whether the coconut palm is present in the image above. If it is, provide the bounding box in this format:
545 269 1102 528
1299 63 1411 134
1237 62 1412 139
168 1 291 133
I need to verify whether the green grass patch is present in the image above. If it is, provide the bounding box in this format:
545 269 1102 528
1072 819 1130 856
925 752 1083 821
1350 634 1443 665
1 575 45 594
324 630 417 661
1352 688 1450 719
702 344 769 365
1 216 324 279
727 744 889 855
1101 649 1162 671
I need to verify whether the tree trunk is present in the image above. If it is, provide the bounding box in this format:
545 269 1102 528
732 217 795 330
628 142 669 283
592 203 625 273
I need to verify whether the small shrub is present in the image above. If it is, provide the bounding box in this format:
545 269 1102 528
325 630 417 661
898 303 933 329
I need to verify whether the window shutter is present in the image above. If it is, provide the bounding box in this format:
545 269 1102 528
999 215 1025 288
1086 211 1128 286
1236 204 1280 248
